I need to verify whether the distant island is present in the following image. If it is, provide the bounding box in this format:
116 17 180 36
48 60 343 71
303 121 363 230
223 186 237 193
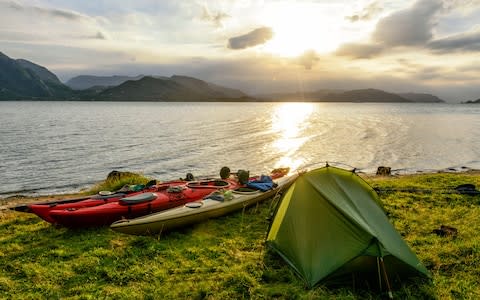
464 99 480 104
0 51 450 103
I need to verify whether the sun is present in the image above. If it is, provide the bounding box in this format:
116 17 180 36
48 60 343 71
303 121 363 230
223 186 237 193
259 2 350 57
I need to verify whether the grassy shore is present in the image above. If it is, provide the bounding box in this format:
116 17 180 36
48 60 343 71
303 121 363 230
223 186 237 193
1 171 479 299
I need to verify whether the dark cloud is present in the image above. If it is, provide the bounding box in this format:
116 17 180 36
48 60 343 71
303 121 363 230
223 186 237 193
335 43 384 59
372 0 443 46
6 1 87 21
336 0 445 59
428 30 480 52
346 1 383 22
297 50 320 70
228 27 273 50
201 6 230 27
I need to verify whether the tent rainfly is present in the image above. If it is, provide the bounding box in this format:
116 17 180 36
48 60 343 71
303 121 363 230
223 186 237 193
266 166 430 291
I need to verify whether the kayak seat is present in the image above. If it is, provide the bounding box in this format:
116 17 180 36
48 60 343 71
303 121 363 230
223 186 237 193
187 180 229 188
213 180 229 186
119 193 157 205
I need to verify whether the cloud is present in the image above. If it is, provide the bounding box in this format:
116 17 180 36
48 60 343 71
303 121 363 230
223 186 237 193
336 0 448 59
6 1 88 21
346 1 383 22
428 29 480 52
200 6 230 27
335 43 384 58
297 50 320 70
227 27 273 50
372 0 443 46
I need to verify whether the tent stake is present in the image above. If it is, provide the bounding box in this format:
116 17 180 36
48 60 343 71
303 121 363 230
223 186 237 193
380 257 393 299
240 203 247 232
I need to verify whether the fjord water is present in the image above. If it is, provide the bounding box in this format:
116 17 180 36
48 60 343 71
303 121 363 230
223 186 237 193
1 101 479 197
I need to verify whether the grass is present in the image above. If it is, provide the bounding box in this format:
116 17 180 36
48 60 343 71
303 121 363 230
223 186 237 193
86 172 154 195
0 171 479 299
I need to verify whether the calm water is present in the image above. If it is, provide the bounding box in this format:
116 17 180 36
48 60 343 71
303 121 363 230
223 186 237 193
1 101 479 197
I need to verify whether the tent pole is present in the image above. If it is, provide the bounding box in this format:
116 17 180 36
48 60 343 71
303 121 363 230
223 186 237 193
376 257 382 291
380 257 393 299
375 239 392 299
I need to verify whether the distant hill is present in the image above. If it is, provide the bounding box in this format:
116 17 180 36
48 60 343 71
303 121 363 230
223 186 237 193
258 89 445 103
94 75 251 101
0 52 72 100
206 82 246 98
464 98 480 104
66 75 145 90
323 89 411 102
69 74 248 99
397 93 444 103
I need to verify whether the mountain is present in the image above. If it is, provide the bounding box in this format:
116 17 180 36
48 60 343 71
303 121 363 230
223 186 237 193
257 89 446 103
68 74 248 99
397 93 444 103
464 98 480 104
325 89 411 102
66 75 145 90
93 75 251 101
207 82 247 98
258 88 411 102
16 59 62 84
0 52 72 100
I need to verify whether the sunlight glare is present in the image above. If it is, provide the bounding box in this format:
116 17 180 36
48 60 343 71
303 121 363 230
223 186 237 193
271 103 314 172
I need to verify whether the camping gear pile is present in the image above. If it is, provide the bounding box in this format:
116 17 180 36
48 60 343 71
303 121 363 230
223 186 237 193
110 173 298 235
13 167 291 229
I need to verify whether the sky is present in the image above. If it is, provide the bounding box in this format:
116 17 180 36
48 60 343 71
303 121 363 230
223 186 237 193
1 0 480 102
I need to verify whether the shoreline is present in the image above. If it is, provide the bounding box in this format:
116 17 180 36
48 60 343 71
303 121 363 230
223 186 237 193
1 169 479 298
2 168 479 211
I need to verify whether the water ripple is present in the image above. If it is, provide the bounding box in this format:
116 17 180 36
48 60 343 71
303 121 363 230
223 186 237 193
0 101 479 196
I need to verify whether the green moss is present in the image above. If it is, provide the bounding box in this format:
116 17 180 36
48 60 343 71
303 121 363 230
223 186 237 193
1 172 480 299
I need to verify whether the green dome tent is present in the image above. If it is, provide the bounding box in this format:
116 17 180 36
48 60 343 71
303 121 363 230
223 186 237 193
266 166 429 290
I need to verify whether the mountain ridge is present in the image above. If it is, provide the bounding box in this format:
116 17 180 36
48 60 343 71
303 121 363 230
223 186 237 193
94 75 251 101
0 52 454 102
0 52 72 100
66 75 145 90
257 88 444 103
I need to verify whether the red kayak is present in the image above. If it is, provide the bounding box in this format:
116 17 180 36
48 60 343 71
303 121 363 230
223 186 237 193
49 179 239 228
29 180 186 224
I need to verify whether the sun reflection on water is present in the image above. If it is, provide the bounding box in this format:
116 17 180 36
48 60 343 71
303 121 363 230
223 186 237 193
270 103 314 172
